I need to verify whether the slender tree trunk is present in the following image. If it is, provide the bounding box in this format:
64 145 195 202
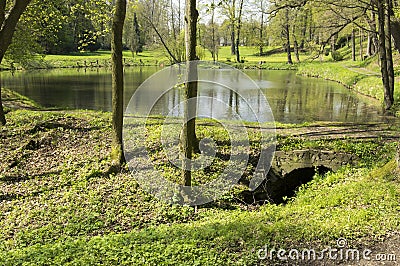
211 0 216 62
367 32 372 56
390 20 400 52
352 28 356 61
170 0 176 40
360 28 364 60
294 40 300 62
230 0 236 56
389 0 400 52
235 0 244 63
377 0 393 110
0 86 5 126
259 1 264 56
111 0 127 167
292 14 300 62
147 18 180 63
385 0 395 105
366 9 379 56
181 0 199 186
285 8 293 64
300 10 308 49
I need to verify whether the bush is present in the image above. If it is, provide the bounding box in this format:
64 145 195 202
331 51 344 61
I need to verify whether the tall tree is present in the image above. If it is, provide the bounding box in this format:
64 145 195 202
352 28 356 61
206 0 219 62
389 0 400 53
258 0 268 55
181 0 198 186
235 0 244 62
284 8 293 64
384 0 395 108
377 0 393 110
111 0 127 168
0 0 33 125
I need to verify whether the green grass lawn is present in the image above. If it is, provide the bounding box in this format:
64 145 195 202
0 102 399 264
43 49 170 68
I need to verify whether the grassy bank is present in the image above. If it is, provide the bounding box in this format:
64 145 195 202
0 50 170 70
297 60 400 104
0 90 399 265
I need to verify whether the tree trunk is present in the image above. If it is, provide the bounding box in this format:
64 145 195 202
0 87 5 126
294 40 300 62
0 0 33 126
148 18 180 63
181 0 199 186
367 32 372 56
377 0 393 110
391 20 400 52
111 0 127 168
259 1 264 56
170 0 176 40
292 15 300 62
300 10 308 49
385 0 395 106
360 28 364 60
367 9 379 56
285 8 293 64
230 0 236 56
211 0 216 62
352 28 356 61
389 0 400 53
235 0 244 63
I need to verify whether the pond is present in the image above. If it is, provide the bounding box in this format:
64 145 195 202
0 67 382 123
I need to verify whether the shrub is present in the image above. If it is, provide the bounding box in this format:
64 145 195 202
331 51 344 61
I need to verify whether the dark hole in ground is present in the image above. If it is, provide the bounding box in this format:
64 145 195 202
242 166 331 205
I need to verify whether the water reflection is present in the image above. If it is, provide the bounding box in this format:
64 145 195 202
0 67 381 123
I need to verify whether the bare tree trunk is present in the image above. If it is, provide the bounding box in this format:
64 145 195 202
367 32 372 56
360 28 364 60
0 87 5 126
352 28 356 61
366 9 379 56
292 14 300 62
0 0 33 126
170 0 176 40
390 20 400 52
385 0 395 106
147 18 180 63
259 1 264 55
389 0 400 52
181 0 199 186
211 0 216 62
230 0 236 56
111 0 127 168
377 0 393 110
285 8 293 64
235 0 244 63
294 40 300 62
300 9 308 49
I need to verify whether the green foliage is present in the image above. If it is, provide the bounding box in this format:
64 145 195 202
0 147 399 265
331 51 344 61
0 108 399 264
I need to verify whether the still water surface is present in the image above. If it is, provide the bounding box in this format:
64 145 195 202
1 67 381 123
